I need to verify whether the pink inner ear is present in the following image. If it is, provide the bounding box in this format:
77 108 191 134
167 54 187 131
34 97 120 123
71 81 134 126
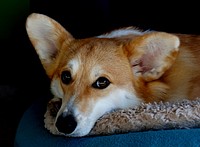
132 47 162 74
132 54 156 74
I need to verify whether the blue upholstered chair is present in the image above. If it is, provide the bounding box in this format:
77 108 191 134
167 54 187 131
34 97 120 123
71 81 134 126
14 96 200 147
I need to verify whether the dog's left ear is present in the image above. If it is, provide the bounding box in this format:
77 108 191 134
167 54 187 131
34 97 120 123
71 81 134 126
125 32 180 81
26 13 74 77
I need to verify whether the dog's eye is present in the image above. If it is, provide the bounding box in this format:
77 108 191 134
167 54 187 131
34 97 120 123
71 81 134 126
61 71 72 85
92 77 110 89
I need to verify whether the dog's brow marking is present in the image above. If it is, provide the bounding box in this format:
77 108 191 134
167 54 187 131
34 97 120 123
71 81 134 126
68 58 80 75
91 66 103 79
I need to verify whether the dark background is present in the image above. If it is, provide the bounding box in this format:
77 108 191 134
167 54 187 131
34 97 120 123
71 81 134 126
1 0 200 146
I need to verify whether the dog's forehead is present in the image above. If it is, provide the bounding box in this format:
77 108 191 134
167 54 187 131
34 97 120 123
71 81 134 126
59 38 131 81
67 56 104 77
69 38 121 55
65 38 122 63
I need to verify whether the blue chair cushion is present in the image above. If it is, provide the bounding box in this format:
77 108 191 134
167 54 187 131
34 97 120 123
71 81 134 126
15 97 200 147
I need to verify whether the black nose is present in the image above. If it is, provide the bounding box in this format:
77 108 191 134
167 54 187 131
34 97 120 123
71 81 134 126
55 114 77 134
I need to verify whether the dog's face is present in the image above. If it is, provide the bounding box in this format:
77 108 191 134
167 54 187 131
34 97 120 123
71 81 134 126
26 13 180 136
49 38 142 136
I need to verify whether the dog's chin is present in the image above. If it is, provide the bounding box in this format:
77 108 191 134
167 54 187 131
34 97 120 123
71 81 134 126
63 126 93 137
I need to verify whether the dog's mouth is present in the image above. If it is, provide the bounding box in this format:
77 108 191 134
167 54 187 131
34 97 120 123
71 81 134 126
47 98 93 137
48 99 77 135
46 88 138 137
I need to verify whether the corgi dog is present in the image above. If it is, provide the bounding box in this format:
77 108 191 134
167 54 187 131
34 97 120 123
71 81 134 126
26 13 200 137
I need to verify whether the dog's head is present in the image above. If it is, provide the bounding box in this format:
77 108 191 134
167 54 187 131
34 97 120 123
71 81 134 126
26 13 180 137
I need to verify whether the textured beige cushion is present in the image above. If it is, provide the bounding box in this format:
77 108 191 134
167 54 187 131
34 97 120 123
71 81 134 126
44 98 200 136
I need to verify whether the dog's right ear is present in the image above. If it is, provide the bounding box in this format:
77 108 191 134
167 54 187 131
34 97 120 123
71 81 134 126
124 32 180 82
26 13 74 77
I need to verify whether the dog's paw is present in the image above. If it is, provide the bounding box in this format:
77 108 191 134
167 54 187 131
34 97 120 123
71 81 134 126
44 97 62 135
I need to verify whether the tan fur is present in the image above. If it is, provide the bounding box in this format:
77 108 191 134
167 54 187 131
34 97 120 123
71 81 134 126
26 13 200 136
163 34 200 100
53 38 136 113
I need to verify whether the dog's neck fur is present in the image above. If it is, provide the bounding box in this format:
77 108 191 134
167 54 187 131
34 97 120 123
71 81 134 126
163 34 200 101
97 27 146 38
98 28 200 102
99 28 200 102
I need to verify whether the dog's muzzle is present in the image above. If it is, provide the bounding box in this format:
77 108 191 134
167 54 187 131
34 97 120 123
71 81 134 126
56 113 77 134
